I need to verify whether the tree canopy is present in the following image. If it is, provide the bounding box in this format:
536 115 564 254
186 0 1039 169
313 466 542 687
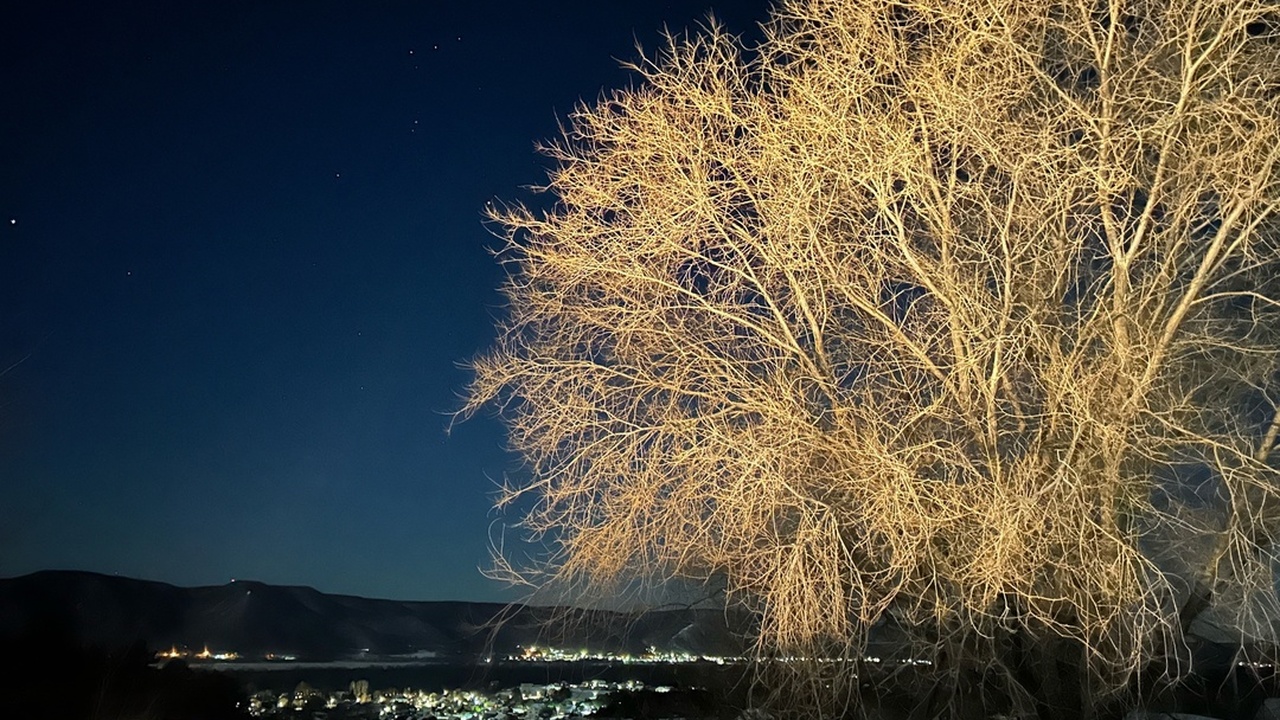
465 0 1280 713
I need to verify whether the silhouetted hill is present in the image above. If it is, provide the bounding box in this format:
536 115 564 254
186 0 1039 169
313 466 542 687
0 570 749 660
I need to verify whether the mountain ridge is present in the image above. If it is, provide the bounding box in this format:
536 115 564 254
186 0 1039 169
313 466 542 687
0 570 749 661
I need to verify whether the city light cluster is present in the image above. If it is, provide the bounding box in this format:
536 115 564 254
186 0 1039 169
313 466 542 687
158 645 243 661
158 645 299 662
247 678 662 719
505 644 745 665
502 645 933 668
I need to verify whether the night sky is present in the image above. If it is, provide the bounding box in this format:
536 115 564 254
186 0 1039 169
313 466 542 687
0 0 770 602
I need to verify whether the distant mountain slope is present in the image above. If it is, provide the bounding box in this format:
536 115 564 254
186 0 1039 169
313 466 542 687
0 571 749 660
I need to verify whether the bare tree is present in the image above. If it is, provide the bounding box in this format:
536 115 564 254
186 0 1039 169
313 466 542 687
464 0 1280 715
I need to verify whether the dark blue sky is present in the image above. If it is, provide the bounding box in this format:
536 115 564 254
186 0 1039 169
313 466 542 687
0 0 770 602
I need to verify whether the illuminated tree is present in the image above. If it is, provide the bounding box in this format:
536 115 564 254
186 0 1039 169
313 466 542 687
464 0 1280 715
